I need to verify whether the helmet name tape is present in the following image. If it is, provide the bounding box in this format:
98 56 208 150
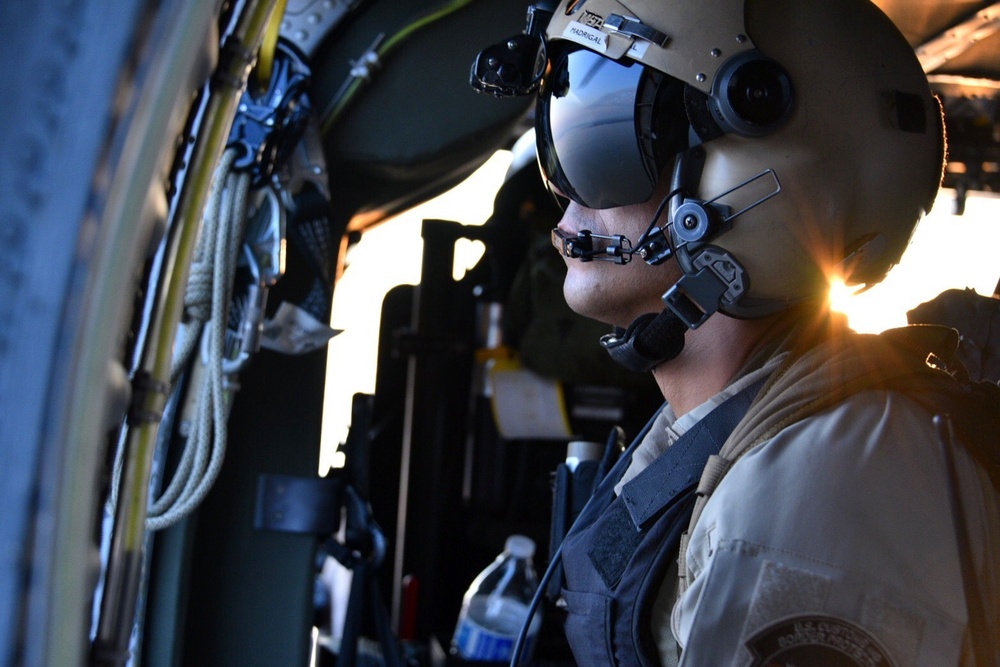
562 21 609 52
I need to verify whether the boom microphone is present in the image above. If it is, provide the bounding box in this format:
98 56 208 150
550 228 633 264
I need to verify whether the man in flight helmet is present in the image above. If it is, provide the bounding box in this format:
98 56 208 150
474 0 1000 664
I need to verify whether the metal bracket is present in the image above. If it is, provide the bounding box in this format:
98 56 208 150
226 40 312 186
713 168 781 225
551 228 633 264
604 14 670 47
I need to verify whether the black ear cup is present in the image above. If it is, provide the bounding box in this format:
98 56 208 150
710 50 793 137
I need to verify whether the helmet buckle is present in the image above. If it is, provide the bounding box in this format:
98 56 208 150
663 247 748 329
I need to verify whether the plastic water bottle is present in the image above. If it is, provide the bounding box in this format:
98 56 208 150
451 535 542 662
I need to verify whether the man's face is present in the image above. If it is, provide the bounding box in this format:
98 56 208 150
556 184 682 329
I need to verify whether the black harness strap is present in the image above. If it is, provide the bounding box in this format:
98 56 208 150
601 308 688 373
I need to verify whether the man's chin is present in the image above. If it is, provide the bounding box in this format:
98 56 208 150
562 290 619 328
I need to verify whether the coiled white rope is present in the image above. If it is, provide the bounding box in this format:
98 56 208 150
147 149 251 530
111 148 252 531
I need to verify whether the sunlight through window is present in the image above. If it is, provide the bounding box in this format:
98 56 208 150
320 151 513 471
830 190 1000 333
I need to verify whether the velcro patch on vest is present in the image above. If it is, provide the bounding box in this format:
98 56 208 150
745 615 898 667
588 501 644 589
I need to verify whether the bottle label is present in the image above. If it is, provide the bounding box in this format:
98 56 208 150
453 616 522 662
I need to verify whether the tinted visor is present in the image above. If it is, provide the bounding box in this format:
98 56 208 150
536 47 655 209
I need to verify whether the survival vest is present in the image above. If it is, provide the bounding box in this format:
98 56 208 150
558 378 765 666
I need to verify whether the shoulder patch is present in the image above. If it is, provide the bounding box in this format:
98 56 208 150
746 615 897 667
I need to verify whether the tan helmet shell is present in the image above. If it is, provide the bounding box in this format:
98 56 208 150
546 0 944 311
547 0 755 94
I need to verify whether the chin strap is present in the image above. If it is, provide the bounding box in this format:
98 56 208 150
601 309 688 373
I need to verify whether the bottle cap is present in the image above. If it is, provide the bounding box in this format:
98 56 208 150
505 535 535 559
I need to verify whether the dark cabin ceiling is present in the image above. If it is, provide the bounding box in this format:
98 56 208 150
874 1 1000 199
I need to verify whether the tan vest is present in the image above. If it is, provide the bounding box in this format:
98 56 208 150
677 324 1000 664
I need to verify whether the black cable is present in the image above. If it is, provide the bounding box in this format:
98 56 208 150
634 186 682 250
935 415 993 667
509 540 564 667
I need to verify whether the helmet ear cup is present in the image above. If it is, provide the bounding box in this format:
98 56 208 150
710 50 793 137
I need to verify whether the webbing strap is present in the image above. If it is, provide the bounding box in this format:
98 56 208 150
677 530 691 592
696 455 732 497
601 309 688 373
